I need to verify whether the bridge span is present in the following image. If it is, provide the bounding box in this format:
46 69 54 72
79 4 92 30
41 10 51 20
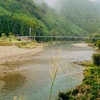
17 36 90 41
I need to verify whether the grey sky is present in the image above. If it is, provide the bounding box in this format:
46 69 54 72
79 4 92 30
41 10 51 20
44 0 99 7
90 0 98 1
34 0 99 8
44 0 58 8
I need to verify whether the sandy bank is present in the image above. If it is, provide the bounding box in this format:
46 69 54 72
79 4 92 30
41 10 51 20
0 46 43 64
72 43 88 47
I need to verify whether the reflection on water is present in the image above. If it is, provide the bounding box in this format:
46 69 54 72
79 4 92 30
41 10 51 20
0 42 94 100
0 72 26 94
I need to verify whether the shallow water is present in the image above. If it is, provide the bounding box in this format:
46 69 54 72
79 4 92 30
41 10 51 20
0 42 94 100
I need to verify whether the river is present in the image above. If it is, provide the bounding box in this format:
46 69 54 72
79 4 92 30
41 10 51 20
0 42 94 100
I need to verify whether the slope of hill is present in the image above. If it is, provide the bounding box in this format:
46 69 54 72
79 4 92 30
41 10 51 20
0 0 87 37
56 0 100 34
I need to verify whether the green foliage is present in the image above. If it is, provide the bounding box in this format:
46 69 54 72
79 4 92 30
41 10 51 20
0 0 100 40
57 51 100 100
0 41 12 46
90 33 100 43
97 43 100 50
94 40 100 50
57 0 100 34
57 66 100 100
0 0 89 39
92 53 100 66
1 33 6 37
86 33 100 45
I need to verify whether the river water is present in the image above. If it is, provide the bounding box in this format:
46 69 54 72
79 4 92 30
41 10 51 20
0 42 94 100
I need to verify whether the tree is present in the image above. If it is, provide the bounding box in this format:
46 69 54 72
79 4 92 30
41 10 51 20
92 53 100 66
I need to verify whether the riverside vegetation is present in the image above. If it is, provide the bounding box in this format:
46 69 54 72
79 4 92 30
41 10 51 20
57 34 100 100
0 33 40 48
0 0 87 38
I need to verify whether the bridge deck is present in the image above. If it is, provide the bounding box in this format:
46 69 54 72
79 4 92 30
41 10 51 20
17 36 100 41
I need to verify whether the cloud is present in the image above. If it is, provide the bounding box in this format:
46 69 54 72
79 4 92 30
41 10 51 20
33 0 45 5
89 0 98 2
44 0 58 8
33 0 58 8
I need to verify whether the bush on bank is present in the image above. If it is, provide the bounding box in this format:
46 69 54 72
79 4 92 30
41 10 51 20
57 52 100 100
92 53 100 66
57 66 100 100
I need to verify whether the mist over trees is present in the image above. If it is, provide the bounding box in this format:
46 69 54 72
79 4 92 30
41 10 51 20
54 0 100 34
0 0 100 37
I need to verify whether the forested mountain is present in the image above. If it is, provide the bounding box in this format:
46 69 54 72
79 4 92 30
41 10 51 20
56 0 100 34
0 0 100 37
0 0 87 37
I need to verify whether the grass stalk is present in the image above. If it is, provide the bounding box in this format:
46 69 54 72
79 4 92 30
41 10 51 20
49 49 61 100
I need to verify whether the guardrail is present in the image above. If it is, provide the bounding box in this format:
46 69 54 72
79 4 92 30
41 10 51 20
17 36 100 41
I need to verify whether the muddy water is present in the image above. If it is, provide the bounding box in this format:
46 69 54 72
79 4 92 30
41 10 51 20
0 42 94 100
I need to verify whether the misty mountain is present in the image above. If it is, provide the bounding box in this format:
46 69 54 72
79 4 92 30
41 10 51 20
0 0 87 37
56 0 100 34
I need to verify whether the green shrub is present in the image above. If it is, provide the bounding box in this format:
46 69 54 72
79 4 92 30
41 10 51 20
71 89 79 95
58 92 70 100
94 40 100 50
1 33 6 37
92 53 100 66
9 32 15 37
0 41 12 46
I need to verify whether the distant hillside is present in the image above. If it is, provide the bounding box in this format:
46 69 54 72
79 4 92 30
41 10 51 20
56 0 100 34
0 0 87 37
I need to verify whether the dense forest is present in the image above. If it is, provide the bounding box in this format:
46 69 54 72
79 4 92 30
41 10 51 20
0 0 100 37
56 0 100 34
0 0 91 37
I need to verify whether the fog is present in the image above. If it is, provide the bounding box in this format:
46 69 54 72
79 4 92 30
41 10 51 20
33 0 58 8
34 0 99 9
44 0 100 6
44 0 58 8
33 0 44 5
90 0 99 1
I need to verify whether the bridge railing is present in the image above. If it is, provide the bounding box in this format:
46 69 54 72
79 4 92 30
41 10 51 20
17 36 100 41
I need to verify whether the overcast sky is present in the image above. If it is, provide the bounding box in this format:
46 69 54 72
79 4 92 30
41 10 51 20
90 0 98 1
44 0 58 8
44 0 100 4
34 0 99 8
44 0 99 8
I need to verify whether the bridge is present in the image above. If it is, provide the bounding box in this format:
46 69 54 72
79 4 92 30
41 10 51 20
17 36 90 41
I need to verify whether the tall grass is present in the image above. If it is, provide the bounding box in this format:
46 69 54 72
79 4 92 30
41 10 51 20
13 95 25 100
49 49 61 100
